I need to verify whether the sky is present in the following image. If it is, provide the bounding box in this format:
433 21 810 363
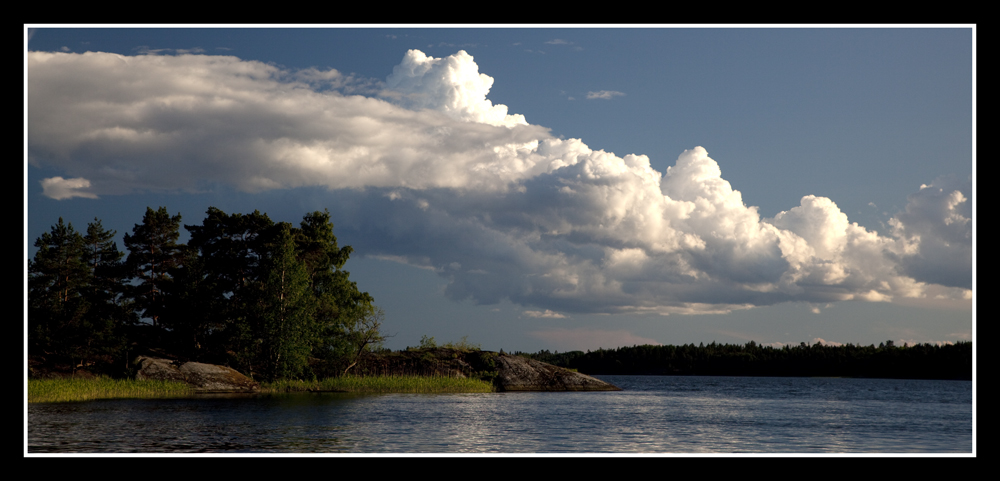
25 25 974 353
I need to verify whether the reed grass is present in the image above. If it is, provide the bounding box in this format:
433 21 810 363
28 377 193 403
28 374 493 403
263 374 495 394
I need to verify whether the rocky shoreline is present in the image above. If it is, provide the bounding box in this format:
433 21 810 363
133 348 621 393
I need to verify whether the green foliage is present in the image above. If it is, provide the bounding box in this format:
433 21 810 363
443 335 481 352
180 208 363 381
183 207 277 366
340 305 389 375
253 223 318 381
419 335 437 349
30 206 380 383
414 335 480 352
80 219 134 365
29 218 133 369
28 218 89 356
288 210 376 374
123 207 183 327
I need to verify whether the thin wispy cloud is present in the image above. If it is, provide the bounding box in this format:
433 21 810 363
586 90 625 100
134 46 206 55
523 310 567 319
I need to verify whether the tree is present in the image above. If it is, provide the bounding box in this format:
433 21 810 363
160 244 215 355
28 218 89 358
81 218 134 363
183 207 277 368
29 206 384 381
292 210 374 368
252 222 317 381
29 218 132 370
342 305 388 375
124 207 183 327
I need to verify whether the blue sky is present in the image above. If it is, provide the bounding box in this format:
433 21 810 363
25 26 974 352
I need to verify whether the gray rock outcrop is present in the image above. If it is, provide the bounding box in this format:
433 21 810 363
134 356 259 392
353 348 620 391
132 350 619 393
494 354 621 391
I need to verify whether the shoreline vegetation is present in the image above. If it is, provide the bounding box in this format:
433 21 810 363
28 374 494 403
27 377 194 403
262 375 494 394
28 339 971 403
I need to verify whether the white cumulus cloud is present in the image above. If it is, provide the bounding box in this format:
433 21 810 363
383 49 527 128
887 175 972 289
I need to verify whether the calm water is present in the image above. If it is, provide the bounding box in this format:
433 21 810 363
27 376 973 454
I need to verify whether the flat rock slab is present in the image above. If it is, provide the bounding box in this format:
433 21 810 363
495 354 621 392
355 349 621 391
134 356 259 392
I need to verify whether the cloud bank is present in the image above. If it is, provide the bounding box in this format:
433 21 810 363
27 49 973 315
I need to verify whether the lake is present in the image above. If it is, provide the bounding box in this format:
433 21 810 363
26 375 973 454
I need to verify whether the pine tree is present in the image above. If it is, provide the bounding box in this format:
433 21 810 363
160 244 215 355
185 207 276 368
28 218 89 358
124 207 183 327
81 218 134 363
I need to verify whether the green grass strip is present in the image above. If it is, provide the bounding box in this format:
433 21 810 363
264 375 495 394
28 377 193 403
28 374 493 403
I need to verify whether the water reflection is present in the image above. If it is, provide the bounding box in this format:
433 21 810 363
28 376 972 453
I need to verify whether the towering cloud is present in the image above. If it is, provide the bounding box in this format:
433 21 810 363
384 49 528 128
887 175 973 289
27 49 972 315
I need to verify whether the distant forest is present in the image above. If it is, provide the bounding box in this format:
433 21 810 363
517 340 972 380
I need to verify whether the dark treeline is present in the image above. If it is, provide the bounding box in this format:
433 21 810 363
28 206 386 382
517 340 972 380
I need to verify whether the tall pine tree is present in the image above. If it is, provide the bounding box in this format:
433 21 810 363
29 218 132 371
81 218 134 363
124 207 183 328
28 218 89 360
184 207 275 368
